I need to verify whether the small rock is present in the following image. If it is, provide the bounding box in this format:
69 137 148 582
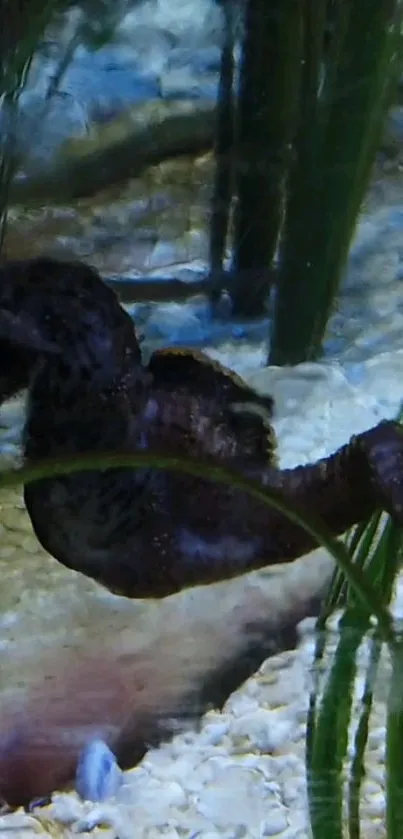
363 779 384 797
189 833 221 839
230 709 295 752
0 545 15 559
75 739 123 802
281 775 307 807
262 807 288 835
1 507 27 531
74 804 121 833
45 792 85 824
368 765 386 787
198 721 229 746
160 67 209 99
224 693 260 717
367 726 386 751
146 241 182 270
195 764 267 829
168 45 221 73
21 535 41 555
146 302 207 344
364 791 385 819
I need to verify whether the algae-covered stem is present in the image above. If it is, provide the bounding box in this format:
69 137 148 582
9 100 217 206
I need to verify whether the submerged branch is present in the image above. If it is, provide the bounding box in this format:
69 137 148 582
10 99 217 206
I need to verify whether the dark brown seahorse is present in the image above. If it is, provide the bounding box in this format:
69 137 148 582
0 255 402 808
0 255 401 598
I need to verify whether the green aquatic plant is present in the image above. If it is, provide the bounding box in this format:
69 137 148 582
307 407 403 839
215 0 402 356
229 0 301 316
270 0 403 364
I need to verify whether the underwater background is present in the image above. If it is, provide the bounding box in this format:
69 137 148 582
0 1 403 836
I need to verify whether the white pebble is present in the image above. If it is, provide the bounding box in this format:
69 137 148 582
74 804 120 833
367 726 386 750
281 776 307 807
225 693 260 717
194 765 268 828
145 829 180 839
46 793 85 824
364 791 385 819
262 807 289 835
363 779 384 796
230 709 294 752
75 739 123 802
198 721 229 746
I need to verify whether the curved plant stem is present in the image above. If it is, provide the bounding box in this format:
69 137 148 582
0 449 395 643
209 0 236 293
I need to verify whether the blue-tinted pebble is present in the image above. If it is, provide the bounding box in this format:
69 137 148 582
75 739 123 802
323 336 346 358
343 363 366 386
0 441 20 457
231 325 246 339
387 208 403 231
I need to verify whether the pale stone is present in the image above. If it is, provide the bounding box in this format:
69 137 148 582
367 726 387 751
262 808 289 835
364 792 385 819
21 536 42 555
194 765 268 828
230 710 295 753
0 545 16 559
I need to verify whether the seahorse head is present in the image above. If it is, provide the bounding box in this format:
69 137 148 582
0 257 144 395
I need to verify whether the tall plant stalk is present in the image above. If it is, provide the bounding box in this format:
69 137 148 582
270 0 403 364
229 0 302 316
307 407 403 839
208 0 236 300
